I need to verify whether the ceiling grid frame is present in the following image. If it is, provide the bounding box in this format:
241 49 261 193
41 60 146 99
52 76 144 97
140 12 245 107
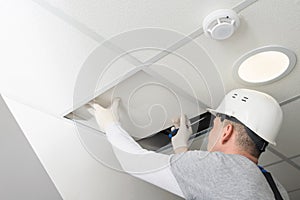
27 0 300 198
31 0 258 116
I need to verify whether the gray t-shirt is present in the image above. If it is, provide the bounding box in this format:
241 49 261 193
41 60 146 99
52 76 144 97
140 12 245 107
170 151 289 200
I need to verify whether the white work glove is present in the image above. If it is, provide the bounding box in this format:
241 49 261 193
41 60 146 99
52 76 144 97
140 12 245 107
88 98 121 132
171 114 192 152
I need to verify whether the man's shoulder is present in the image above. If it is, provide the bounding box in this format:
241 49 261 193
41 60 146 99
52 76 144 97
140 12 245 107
171 150 246 162
170 151 289 200
170 150 256 172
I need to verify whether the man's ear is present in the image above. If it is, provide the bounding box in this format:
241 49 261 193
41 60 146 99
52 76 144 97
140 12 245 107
221 123 234 144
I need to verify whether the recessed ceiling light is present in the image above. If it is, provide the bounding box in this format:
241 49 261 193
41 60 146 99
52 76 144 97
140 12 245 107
233 46 297 85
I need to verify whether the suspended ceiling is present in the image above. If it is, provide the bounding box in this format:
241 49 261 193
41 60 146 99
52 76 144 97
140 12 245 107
1 0 300 198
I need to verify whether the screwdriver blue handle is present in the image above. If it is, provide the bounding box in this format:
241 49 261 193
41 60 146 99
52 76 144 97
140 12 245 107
168 128 178 138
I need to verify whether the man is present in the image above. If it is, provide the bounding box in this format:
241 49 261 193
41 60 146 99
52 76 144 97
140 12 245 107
89 88 289 199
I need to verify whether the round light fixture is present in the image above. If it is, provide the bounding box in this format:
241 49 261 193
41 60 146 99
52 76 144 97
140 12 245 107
233 46 297 85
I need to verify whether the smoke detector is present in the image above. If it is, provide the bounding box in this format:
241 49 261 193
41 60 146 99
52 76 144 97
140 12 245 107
203 9 240 40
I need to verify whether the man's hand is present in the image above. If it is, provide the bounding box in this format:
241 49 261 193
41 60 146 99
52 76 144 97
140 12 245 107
88 98 121 132
171 114 192 153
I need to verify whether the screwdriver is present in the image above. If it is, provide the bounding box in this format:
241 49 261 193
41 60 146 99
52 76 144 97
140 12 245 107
168 116 206 138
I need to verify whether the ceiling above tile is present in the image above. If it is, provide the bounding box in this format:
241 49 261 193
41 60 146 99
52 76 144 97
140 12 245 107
67 70 205 139
275 98 300 157
258 149 282 167
1 0 300 197
33 0 251 62
194 0 300 103
292 156 300 166
266 161 300 192
0 0 98 115
41 0 242 38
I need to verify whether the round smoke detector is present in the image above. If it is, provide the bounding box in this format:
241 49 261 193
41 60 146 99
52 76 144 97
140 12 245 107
203 9 240 40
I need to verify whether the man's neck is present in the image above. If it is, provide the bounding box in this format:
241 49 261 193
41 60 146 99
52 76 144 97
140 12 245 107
237 151 258 164
225 149 258 164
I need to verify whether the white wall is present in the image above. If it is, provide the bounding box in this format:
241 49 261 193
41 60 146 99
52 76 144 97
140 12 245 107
0 95 62 200
0 1 182 198
3 95 182 200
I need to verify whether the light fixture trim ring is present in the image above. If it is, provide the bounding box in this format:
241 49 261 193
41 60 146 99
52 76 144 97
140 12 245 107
233 45 297 86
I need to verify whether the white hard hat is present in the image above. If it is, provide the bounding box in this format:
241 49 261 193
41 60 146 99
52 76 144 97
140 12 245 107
207 88 283 145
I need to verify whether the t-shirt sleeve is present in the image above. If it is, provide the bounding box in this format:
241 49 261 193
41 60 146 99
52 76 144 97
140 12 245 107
170 151 213 199
170 151 290 200
274 177 290 200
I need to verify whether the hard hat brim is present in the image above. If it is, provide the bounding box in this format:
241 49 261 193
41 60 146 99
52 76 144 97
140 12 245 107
206 108 277 146
206 108 218 116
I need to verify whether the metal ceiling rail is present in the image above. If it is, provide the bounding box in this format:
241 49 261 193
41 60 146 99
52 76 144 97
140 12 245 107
280 94 300 106
32 0 259 117
267 146 300 171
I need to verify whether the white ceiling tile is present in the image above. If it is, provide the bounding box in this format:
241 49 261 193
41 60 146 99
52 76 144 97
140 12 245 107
193 0 300 102
0 0 98 116
44 0 242 38
289 189 300 200
3 95 182 200
258 149 282 167
1 0 299 197
188 0 300 162
153 39 227 109
274 98 300 157
68 71 206 139
130 49 160 63
292 156 300 166
98 28 189 63
95 57 137 89
265 162 300 192
41 0 244 61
